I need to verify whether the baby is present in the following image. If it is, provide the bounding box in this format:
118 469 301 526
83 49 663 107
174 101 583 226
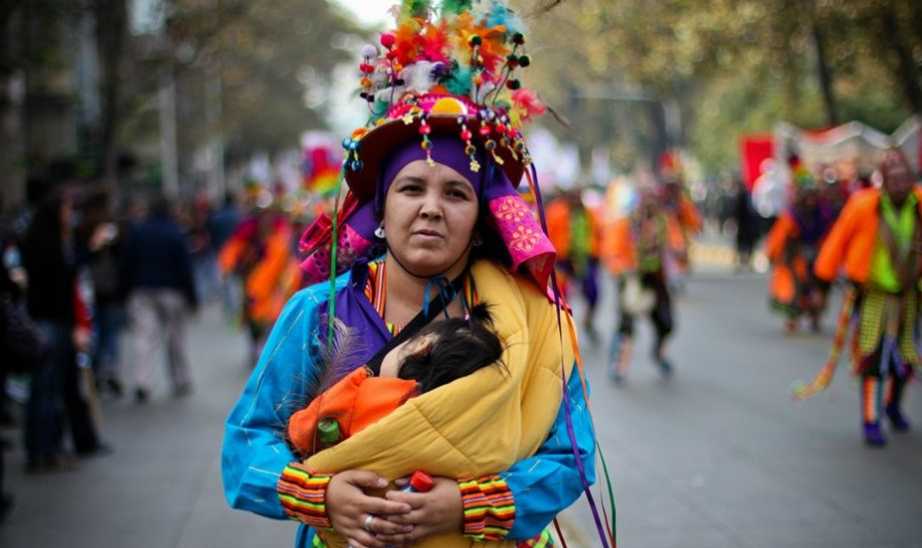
286 303 503 459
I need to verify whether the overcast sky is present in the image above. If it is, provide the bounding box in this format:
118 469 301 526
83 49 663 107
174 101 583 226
330 0 391 28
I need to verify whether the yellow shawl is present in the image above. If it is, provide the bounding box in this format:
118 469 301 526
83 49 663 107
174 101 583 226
306 260 575 547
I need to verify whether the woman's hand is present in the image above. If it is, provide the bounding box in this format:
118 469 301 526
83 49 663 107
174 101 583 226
326 470 413 548
375 476 463 547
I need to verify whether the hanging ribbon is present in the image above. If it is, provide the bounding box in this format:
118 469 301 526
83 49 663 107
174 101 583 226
422 275 456 321
326 169 347 348
792 284 857 401
526 162 617 548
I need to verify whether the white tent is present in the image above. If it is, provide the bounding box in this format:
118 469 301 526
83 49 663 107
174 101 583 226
774 116 921 178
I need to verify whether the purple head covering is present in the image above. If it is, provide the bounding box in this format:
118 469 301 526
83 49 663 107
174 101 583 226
374 135 488 216
300 133 556 290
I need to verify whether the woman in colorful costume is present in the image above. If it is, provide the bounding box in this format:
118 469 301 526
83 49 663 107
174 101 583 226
218 204 302 364
602 180 675 383
810 149 920 446
546 189 602 342
765 158 835 333
222 3 606 548
659 155 702 288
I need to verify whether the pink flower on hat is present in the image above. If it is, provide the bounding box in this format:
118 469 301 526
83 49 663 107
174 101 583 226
511 89 546 123
495 196 529 223
511 225 539 252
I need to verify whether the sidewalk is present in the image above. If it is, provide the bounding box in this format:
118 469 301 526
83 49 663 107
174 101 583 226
0 304 298 548
2 274 919 548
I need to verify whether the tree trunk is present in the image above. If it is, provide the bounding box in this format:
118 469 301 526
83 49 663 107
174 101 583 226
810 21 837 126
878 4 922 114
0 4 26 206
94 0 128 188
907 1 922 84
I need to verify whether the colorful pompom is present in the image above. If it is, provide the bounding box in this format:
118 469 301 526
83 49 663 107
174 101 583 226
360 44 378 59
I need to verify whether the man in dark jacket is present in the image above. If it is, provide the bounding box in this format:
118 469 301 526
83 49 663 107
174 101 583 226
122 195 198 402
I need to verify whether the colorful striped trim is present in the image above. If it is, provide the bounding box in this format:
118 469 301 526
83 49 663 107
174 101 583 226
277 462 334 528
862 376 882 424
459 475 515 541
365 259 402 335
365 257 479 335
516 528 556 548
365 259 387 318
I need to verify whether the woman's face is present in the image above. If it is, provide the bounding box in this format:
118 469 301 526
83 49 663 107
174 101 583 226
383 159 479 277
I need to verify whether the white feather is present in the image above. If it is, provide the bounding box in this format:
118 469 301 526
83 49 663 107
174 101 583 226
399 61 444 95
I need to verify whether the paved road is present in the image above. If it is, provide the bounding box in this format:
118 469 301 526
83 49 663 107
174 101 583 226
564 267 921 548
1 263 920 548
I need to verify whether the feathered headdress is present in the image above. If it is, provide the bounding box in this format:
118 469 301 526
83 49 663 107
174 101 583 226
299 0 558 290
788 154 818 204
342 0 546 201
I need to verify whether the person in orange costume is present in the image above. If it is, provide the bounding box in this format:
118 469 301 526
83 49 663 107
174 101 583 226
765 165 835 333
546 189 602 342
219 208 302 365
601 181 675 383
661 176 702 289
814 149 921 446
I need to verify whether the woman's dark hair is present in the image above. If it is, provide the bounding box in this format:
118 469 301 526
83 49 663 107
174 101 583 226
26 189 66 243
471 214 512 267
148 193 173 219
397 303 504 393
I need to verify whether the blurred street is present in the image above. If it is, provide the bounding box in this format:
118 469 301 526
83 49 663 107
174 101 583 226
1 253 919 548
2 2 922 547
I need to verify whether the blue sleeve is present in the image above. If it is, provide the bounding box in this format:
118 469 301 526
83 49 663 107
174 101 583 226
502 370 597 539
221 282 337 519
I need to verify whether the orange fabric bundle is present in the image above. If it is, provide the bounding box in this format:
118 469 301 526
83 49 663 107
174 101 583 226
287 367 418 457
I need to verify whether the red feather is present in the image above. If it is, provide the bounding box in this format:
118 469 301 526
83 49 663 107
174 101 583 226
419 19 451 63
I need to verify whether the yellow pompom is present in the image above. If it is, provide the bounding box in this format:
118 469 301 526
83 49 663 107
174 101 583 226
430 97 468 116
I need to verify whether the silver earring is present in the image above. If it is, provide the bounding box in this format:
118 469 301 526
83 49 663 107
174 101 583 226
374 225 386 239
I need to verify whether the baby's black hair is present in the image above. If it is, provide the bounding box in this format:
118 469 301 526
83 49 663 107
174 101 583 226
397 303 504 393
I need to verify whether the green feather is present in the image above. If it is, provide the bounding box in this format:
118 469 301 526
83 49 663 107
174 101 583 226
443 63 473 96
401 0 433 19
441 0 473 16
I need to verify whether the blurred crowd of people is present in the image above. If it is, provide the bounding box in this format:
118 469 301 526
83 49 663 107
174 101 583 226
0 165 316 521
0 147 708 523
1 140 917 525
544 154 703 385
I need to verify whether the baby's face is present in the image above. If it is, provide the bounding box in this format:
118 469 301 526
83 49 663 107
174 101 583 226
379 334 434 378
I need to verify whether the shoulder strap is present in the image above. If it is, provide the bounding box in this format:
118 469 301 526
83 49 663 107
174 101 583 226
900 206 922 290
365 273 466 376
876 199 922 291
